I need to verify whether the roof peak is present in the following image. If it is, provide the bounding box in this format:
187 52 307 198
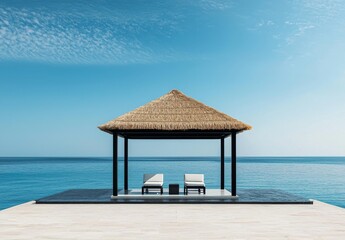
169 89 183 95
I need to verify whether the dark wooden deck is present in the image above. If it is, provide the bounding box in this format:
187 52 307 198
36 189 313 204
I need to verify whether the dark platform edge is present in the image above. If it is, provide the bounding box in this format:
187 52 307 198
36 189 313 205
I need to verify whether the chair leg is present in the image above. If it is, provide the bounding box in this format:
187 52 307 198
160 187 163 195
204 187 206 194
142 187 144 195
198 188 201 194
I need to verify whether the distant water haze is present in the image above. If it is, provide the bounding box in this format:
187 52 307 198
0 157 344 210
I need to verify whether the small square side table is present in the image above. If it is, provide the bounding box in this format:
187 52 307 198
169 184 179 195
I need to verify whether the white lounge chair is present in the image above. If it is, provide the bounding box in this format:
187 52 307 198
184 174 206 195
142 174 164 195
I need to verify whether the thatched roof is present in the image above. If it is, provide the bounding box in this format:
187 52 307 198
98 89 251 133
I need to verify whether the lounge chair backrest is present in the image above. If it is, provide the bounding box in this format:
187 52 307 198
184 174 204 182
143 174 163 183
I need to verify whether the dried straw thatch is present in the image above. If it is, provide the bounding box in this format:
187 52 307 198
98 89 252 133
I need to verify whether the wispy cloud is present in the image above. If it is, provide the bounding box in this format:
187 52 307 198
257 20 274 27
285 0 345 44
284 22 315 45
0 0 230 65
247 0 344 49
0 4 174 65
296 0 345 22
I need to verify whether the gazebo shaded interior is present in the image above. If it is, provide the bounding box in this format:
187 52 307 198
111 129 239 197
99 89 251 198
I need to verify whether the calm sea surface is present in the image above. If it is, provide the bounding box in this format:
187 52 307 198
0 157 344 210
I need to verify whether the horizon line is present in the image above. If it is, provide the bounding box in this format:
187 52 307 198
1 156 345 158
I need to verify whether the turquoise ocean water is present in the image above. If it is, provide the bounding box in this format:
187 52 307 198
0 157 344 210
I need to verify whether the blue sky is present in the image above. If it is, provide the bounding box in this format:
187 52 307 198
0 0 344 157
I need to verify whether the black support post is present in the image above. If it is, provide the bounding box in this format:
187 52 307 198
113 134 118 196
220 137 225 189
124 137 128 192
231 132 237 196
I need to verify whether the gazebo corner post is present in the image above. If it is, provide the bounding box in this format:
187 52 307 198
220 137 225 190
231 131 237 196
124 137 128 193
113 132 118 196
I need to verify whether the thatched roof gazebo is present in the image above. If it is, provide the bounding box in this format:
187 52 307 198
99 89 251 197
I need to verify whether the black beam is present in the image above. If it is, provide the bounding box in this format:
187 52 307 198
113 134 118 196
124 136 225 140
221 137 225 189
231 132 237 196
117 130 233 139
124 137 128 192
